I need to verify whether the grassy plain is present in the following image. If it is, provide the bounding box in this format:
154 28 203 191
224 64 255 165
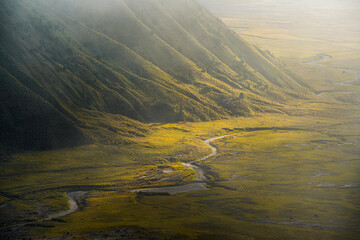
1 99 359 239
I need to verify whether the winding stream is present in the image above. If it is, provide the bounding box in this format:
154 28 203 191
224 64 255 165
40 134 233 221
131 134 234 194
306 54 360 86
306 54 360 99
1 192 87 229
45 191 87 221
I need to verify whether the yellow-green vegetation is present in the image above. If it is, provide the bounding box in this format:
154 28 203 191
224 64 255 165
1 0 360 240
1 103 359 239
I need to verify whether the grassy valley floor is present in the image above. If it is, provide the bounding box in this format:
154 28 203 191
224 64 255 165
1 94 359 239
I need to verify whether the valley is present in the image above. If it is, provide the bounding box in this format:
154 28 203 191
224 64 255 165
1 0 359 239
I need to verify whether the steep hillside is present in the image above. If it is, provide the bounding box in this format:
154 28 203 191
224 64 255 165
0 0 310 154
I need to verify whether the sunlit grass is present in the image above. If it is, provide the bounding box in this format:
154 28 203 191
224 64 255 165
1 105 359 239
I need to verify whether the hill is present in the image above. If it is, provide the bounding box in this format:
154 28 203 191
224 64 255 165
0 0 310 154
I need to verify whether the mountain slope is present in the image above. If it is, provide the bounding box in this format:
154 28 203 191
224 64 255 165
0 0 310 154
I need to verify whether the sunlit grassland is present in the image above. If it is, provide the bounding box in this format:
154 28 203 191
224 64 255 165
22 111 359 240
1 97 359 239
2 113 336 196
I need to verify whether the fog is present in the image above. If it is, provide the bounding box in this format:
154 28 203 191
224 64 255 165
199 0 360 19
199 0 360 10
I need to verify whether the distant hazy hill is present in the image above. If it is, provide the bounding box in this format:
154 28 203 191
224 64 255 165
0 0 309 154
